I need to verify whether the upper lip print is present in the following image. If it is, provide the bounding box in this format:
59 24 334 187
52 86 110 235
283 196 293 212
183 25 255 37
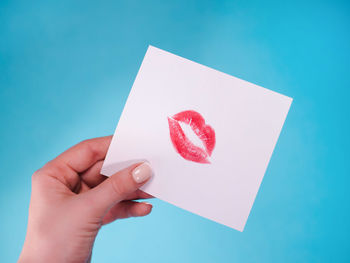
167 110 216 164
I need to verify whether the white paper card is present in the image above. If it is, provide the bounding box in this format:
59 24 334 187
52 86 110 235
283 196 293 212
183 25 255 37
102 46 292 231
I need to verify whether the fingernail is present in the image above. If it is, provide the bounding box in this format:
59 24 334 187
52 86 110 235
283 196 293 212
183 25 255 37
132 162 153 184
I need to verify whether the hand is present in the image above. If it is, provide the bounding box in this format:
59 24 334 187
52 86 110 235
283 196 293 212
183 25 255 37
18 136 154 263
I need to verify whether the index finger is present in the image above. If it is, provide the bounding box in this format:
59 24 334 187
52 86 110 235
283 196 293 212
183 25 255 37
54 135 112 173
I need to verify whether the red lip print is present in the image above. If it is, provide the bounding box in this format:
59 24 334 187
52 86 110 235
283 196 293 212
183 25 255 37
167 110 216 164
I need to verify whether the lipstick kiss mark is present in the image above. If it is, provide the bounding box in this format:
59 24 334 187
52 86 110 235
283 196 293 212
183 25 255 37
167 110 216 164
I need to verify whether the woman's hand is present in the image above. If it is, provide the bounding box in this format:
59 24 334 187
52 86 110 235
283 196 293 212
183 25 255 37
18 136 154 263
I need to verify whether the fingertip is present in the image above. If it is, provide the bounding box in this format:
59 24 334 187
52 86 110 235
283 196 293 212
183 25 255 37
143 202 153 213
140 202 153 216
131 162 153 184
132 202 153 217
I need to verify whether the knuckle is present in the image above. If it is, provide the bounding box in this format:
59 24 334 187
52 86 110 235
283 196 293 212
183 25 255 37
41 161 58 177
31 169 43 182
43 161 78 188
78 139 99 162
78 139 90 147
111 177 128 197
77 140 90 154
32 161 55 181
31 161 65 183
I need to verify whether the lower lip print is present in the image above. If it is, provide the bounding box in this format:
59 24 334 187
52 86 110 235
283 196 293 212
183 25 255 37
167 110 216 163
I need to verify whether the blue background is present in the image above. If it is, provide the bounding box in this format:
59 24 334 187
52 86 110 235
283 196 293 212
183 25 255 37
1 0 349 262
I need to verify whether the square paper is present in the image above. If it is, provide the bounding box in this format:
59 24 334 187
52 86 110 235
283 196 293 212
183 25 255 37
101 45 292 231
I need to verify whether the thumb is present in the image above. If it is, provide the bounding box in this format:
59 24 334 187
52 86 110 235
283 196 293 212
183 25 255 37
82 162 153 216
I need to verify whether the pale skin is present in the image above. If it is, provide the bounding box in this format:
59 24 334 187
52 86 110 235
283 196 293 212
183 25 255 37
18 136 154 263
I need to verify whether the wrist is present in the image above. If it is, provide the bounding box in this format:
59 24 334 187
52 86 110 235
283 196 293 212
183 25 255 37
18 234 65 263
19 230 94 263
